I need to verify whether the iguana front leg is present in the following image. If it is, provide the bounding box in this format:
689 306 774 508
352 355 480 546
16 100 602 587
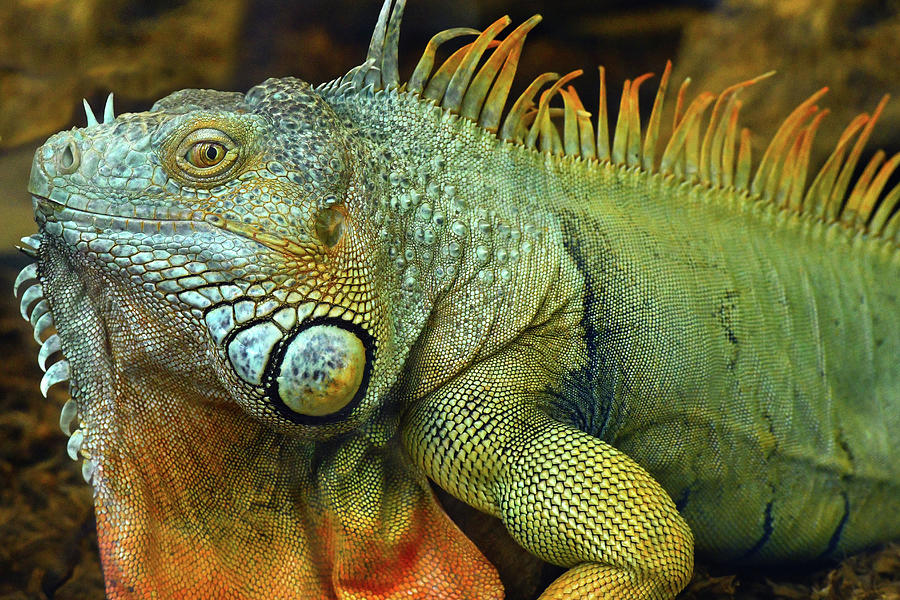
402 353 694 599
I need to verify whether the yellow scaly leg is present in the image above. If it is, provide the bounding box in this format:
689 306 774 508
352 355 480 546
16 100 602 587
402 355 694 599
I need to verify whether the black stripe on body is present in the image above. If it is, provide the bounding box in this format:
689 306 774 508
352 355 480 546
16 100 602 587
739 500 774 560
541 223 622 441
674 487 691 512
818 491 851 560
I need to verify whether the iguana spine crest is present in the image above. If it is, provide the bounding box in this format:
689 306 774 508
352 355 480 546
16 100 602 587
337 0 900 247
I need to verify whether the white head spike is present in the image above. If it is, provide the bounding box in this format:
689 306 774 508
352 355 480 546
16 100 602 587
381 0 407 88
364 0 394 89
29 298 50 327
82 458 97 484
66 428 83 460
351 58 377 90
17 235 41 258
59 398 79 436
19 283 43 320
17 245 37 258
103 93 115 124
33 309 55 344
20 235 41 250
83 99 99 127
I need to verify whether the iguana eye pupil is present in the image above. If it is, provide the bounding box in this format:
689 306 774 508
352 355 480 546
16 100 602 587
171 128 240 182
188 141 227 168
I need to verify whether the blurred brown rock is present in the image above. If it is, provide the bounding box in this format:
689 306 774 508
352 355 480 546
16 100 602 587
0 0 245 149
676 0 900 166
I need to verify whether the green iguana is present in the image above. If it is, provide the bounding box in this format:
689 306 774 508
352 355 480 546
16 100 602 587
13 1 900 598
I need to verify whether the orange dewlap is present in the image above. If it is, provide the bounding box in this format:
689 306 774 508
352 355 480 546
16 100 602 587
91 397 502 600
96 489 502 599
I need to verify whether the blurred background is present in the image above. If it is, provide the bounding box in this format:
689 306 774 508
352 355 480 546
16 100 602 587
1 0 899 598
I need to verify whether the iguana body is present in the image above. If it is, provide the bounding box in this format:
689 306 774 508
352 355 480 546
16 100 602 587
13 1 900 598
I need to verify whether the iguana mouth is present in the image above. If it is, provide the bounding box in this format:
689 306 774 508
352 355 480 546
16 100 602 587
31 193 206 230
31 194 321 258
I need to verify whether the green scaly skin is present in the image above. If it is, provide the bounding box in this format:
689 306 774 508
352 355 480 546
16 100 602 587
13 1 899 598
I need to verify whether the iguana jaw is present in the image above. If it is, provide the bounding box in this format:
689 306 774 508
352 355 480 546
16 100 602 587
23 198 327 594
30 193 322 260
29 232 502 599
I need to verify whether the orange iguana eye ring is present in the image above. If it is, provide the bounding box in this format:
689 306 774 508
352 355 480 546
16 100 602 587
187 141 227 168
172 127 240 181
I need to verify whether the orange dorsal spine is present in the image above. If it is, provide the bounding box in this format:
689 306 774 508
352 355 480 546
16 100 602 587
337 0 900 246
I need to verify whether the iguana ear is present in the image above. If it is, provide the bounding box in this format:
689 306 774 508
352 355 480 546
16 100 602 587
314 206 346 248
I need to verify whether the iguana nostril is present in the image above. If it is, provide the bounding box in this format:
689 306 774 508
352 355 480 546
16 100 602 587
56 141 81 174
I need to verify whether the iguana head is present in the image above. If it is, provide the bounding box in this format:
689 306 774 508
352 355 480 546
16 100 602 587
28 77 405 440
24 78 403 591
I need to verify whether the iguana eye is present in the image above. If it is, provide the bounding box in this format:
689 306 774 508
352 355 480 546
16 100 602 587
173 128 239 180
188 141 227 168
